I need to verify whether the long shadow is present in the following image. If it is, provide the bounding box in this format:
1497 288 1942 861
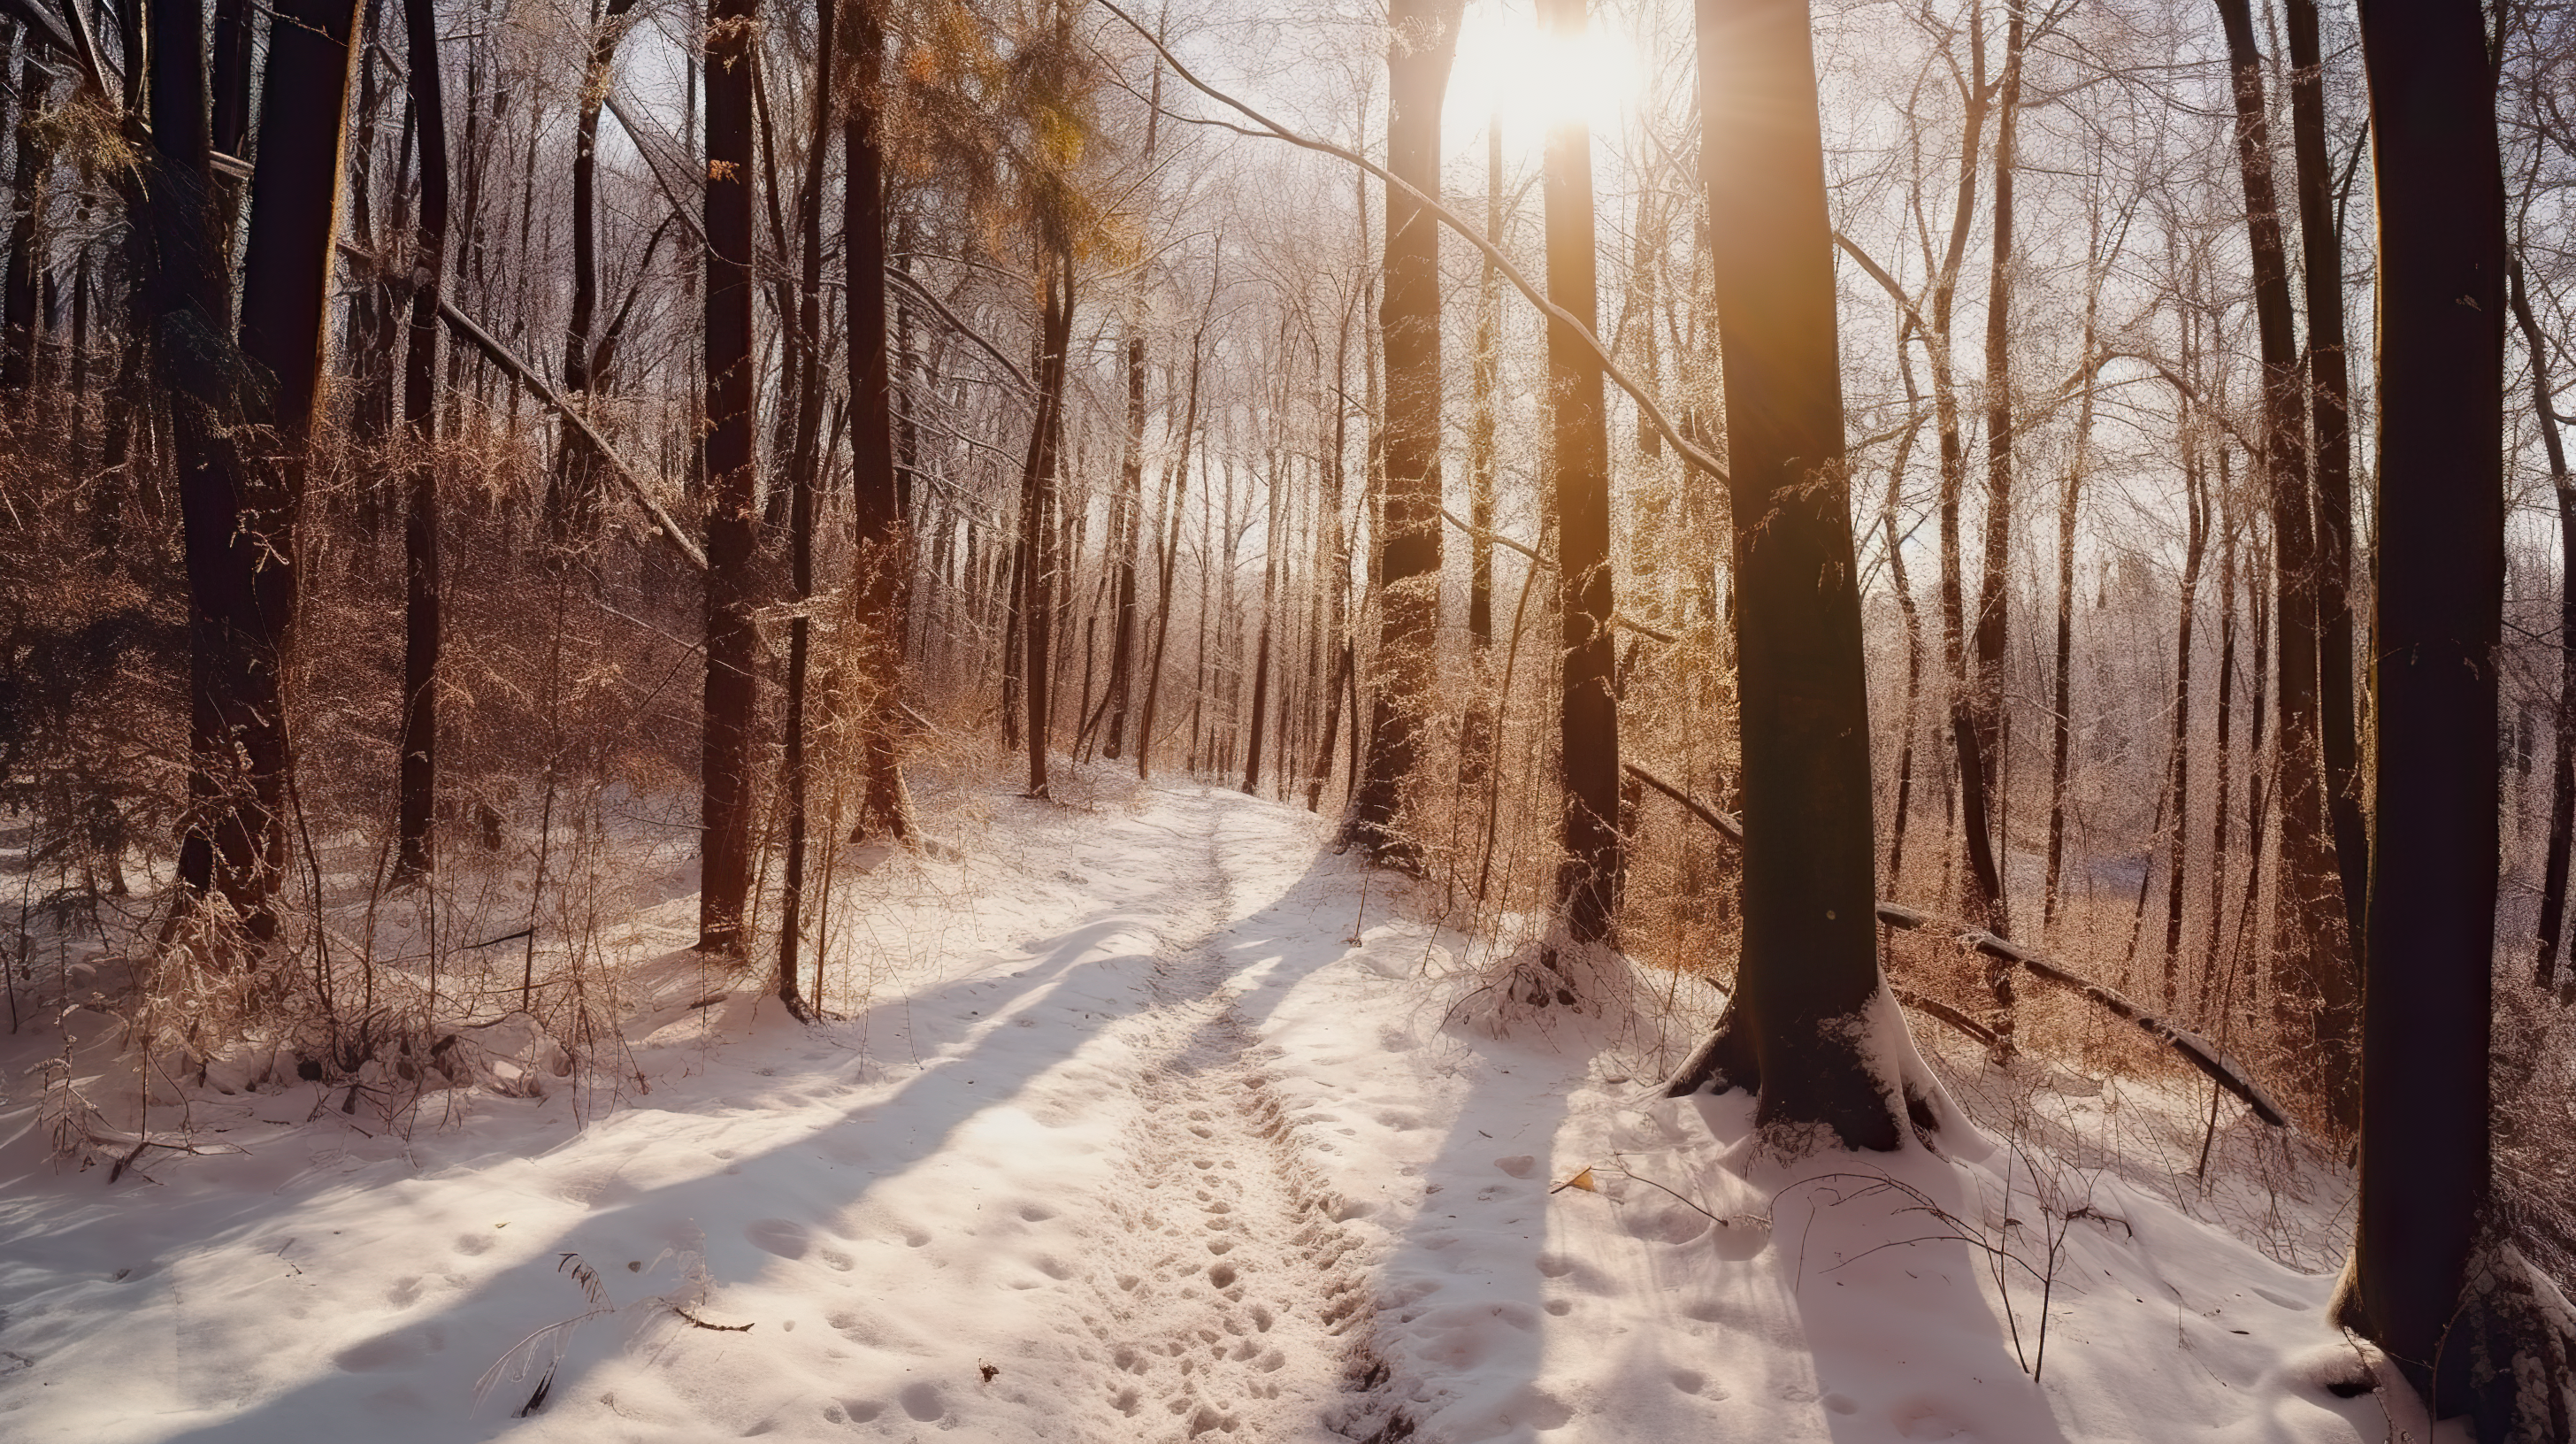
1770 1156 2077 1444
88 792 1358 1442
1334 1013 1592 1439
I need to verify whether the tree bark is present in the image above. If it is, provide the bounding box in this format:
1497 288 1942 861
2212 0 2352 1133
1661 0 1920 1155
845 0 915 841
149 0 360 945
2285 0 2366 955
1966 0 2026 953
2041 292 2098 935
2 46 48 403
775 0 840 1022
1341 0 1461 867
2330 0 2506 1419
698 0 763 956
1018 244 1076 799
1537 0 1620 953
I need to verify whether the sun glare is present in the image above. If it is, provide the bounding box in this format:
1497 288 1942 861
1444 0 1642 158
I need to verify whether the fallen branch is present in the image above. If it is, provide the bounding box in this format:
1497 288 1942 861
334 240 708 573
1890 984 2000 1050
671 1305 754 1332
1627 761 2291 1129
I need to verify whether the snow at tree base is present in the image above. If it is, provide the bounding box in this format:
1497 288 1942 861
0 782 2437 1442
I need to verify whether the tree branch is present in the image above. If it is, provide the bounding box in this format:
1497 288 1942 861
341 240 707 572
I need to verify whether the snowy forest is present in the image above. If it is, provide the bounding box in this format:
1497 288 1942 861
1 0 2573 1433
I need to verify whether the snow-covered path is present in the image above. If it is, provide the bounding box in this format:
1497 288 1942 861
0 782 2409 1442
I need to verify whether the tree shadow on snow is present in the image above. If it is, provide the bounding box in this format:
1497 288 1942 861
123 790 1365 1441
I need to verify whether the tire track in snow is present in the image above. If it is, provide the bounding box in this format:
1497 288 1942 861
1043 793 1410 1442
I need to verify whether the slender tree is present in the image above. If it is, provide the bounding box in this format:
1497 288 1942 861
1537 0 1621 957
547 0 645 548
1342 0 1462 866
393 0 451 885
846 0 916 840
2212 0 2354 1133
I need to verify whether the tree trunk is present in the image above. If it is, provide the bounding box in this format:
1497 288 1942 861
2 47 50 403
2285 0 2366 955
1462 113 1503 798
1138 279 1211 781
1101 334 1148 758
2212 0 2351 1133
1966 0 2026 953
2041 300 2098 936
2511 254 2576 991
2330 0 2507 1420
698 0 763 956
845 0 915 841
1018 244 1075 799
1882 334 1928 895
392 0 450 885
2158 424 2209 1001
149 0 360 946
546 0 642 549
1538 0 1620 954
777 0 836 1021
1661 0 1924 1156
1244 468 1279 795
1342 0 1461 867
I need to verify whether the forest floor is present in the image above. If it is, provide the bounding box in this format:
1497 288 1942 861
0 776 2444 1442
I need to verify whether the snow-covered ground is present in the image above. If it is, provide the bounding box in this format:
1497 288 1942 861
0 780 2434 1441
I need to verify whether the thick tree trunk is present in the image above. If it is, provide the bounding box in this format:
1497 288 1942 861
149 0 360 945
698 0 763 956
1662 0 1921 1155
1341 0 1461 866
392 0 450 886
1537 0 1621 953
2212 0 2352 1133
2330 0 2507 1421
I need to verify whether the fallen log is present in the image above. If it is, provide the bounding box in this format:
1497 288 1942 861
1623 760 2292 1129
